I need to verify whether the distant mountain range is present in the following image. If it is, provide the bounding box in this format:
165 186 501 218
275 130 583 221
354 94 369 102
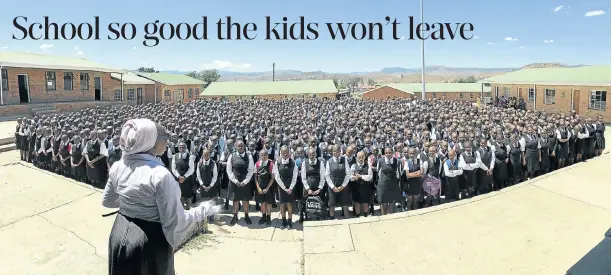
144 63 587 82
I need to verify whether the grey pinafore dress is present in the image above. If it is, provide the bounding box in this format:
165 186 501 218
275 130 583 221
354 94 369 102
198 159 218 199
328 157 352 206
276 159 296 204
376 157 402 203
524 135 540 173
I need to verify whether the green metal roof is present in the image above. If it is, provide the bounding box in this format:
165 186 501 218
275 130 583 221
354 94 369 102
0 51 123 73
375 83 490 94
201 80 338 96
482 65 611 86
111 72 155 85
138 72 206 85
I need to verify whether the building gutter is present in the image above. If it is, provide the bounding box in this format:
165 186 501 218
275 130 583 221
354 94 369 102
0 64 3 105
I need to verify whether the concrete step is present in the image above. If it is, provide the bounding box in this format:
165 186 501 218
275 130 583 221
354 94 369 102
30 105 58 116
0 137 14 146
0 143 16 153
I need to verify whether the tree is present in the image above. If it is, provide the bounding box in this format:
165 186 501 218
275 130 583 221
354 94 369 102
483 83 491 87
332 78 339 88
456 75 477 83
367 78 376 86
346 77 363 94
138 67 158 73
185 69 221 86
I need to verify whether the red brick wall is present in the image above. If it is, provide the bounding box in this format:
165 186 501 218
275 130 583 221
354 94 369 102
491 83 611 122
154 83 203 103
0 101 129 116
413 92 480 101
1 67 116 104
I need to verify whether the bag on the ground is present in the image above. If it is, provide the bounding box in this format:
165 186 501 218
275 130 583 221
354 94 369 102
305 196 324 217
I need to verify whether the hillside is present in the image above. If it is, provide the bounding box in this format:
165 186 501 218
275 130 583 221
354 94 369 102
151 63 587 84
520 63 569 69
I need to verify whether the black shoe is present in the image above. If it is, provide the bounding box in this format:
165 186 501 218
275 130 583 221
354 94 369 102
288 219 293 229
363 212 368 217
230 215 238 226
281 218 287 229
258 215 266 225
208 216 215 223
244 215 252 225
266 215 272 226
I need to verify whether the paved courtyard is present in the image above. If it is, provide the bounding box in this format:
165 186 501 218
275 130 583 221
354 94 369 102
0 130 609 275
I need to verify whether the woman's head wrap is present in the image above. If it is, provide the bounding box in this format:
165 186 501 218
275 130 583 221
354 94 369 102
120 119 158 155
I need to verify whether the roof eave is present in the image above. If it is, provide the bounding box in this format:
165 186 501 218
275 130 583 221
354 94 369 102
0 62 123 73
485 81 611 87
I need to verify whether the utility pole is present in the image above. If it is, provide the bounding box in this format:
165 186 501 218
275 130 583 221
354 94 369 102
273 62 276 81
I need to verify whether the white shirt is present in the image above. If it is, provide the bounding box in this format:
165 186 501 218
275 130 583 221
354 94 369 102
476 147 496 170
350 162 373 182
273 157 299 190
519 135 542 151
196 158 218 188
301 158 326 190
226 152 255 184
102 154 205 249
325 156 352 189
443 158 463 177
555 129 572 140
171 152 196 178
458 151 482 171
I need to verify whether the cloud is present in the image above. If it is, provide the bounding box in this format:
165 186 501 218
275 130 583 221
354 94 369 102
132 46 137 50
554 5 564 12
73 46 84 56
202 60 251 70
518 46 526 50
544 39 554 43
487 42 494 45
504 37 518 41
585 10 605 17
399 37 405 40
39 44 53 51
473 35 480 39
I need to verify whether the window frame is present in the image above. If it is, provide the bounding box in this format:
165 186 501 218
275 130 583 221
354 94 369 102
46 71 56 91
80 73 90 91
127 88 135 101
528 88 535 102
177 89 184 101
503 87 510 97
188 88 193 98
113 89 122 101
588 90 607 111
164 90 171 101
544 89 555 105
1 69 8 92
63 72 74 91
459 92 464 99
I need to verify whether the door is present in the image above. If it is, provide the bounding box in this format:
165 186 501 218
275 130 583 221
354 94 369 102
17 74 29 103
136 88 143 104
94 76 102 101
517 88 523 100
573 90 580 113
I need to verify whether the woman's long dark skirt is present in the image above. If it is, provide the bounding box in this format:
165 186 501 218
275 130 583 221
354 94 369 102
109 213 174 275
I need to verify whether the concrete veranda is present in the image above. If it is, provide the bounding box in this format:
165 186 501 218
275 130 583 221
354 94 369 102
0 139 609 274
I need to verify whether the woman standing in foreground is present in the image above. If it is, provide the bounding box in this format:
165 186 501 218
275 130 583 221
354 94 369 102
102 119 220 275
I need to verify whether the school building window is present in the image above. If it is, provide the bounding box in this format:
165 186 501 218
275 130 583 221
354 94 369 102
46 71 56 91
113 89 122 101
528 88 535 102
459 92 464 98
195 88 199 97
164 90 171 101
431 93 436 98
63 72 73 90
127 89 135 101
544 89 555 104
589 90 606 111
178 89 184 100
188 88 193 98
503 87 511 97
1 69 7 91
80 73 89 90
